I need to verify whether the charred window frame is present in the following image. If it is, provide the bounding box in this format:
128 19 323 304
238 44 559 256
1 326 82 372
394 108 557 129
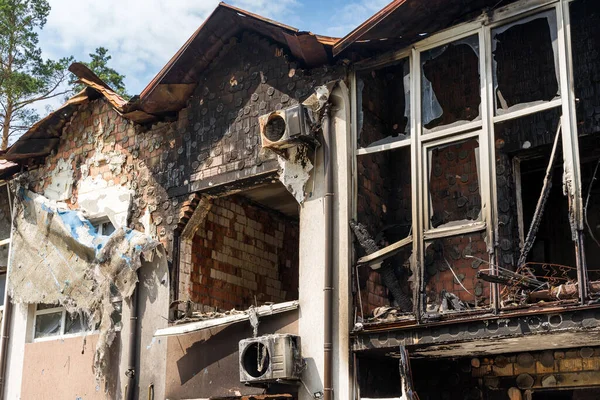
352 0 587 319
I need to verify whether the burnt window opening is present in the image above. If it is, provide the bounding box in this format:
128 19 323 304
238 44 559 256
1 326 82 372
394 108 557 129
188 184 299 312
571 0 600 136
357 355 403 398
492 11 560 115
579 135 600 286
425 231 489 310
494 108 562 277
421 35 481 132
427 138 481 230
357 58 410 149
355 147 413 316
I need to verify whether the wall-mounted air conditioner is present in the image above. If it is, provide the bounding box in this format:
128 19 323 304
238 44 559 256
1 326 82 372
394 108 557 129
239 334 304 384
258 104 313 150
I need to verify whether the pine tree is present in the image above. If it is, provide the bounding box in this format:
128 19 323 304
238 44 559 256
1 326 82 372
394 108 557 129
0 0 73 150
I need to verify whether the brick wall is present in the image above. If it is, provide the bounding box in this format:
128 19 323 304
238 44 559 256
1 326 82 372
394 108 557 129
186 196 298 311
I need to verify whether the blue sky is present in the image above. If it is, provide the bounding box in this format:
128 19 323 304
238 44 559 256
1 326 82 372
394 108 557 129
38 0 390 104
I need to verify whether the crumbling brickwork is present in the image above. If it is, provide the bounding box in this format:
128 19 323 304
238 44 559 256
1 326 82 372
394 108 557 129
187 196 299 311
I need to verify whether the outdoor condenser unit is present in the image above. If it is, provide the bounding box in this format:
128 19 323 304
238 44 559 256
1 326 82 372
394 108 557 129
258 104 313 150
239 334 304 384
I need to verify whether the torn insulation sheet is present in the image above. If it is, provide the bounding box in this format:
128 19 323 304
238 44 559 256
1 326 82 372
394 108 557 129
8 188 161 380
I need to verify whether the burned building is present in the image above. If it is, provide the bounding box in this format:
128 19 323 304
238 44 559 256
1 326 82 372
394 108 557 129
0 0 599 399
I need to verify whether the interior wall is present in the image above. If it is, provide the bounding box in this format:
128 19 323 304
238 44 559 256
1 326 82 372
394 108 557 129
187 195 299 311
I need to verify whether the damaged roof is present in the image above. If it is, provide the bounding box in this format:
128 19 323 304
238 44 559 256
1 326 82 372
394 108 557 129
0 160 18 180
137 2 338 115
1 2 338 163
333 0 520 56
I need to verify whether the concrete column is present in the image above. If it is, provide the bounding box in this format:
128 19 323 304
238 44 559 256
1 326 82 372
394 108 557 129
298 81 352 400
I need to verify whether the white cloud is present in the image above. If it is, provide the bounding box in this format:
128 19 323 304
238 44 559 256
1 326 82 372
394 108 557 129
41 0 300 96
323 0 390 37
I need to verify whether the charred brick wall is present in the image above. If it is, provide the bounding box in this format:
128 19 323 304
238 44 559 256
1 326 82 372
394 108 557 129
153 32 343 197
571 0 600 137
188 196 299 311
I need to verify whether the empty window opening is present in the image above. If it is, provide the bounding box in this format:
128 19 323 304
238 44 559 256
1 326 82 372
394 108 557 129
421 35 481 132
579 135 600 286
355 147 413 316
357 355 403 398
357 58 410 148
494 108 562 278
188 184 299 312
571 0 600 137
427 137 481 230
492 11 560 115
425 231 489 310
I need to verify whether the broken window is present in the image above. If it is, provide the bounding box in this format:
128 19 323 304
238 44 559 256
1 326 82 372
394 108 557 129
571 0 600 137
354 147 414 316
492 10 560 115
421 35 481 132
357 58 411 149
427 137 481 230
425 231 490 310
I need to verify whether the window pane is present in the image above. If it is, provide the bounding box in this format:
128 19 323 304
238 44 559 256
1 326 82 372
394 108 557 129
427 138 481 229
0 244 7 270
37 303 60 311
492 10 560 115
65 312 87 334
101 221 116 236
357 58 410 148
0 185 10 242
421 35 481 132
0 274 5 307
34 312 62 338
111 301 122 329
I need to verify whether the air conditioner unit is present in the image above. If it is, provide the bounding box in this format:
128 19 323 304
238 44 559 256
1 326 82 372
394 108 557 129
258 104 314 150
239 334 304 384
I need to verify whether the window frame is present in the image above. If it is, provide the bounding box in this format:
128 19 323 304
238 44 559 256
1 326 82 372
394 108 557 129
351 0 585 316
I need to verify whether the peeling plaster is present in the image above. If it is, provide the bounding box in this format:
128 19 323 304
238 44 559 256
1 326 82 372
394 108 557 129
78 176 132 228
8 188 160 381
277 146 314 204
44 158 74 201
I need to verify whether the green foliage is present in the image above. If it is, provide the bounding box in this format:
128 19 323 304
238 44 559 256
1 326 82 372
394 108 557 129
72 47 129 100
0 0 73 150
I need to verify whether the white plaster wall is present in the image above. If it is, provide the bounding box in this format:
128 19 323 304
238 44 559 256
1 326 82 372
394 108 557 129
298 82 352 400
4 303 29 399
330 82 353 400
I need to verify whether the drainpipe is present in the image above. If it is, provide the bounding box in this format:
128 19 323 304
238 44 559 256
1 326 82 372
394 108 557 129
0 297 12 400
125 281 140 400
322 103 334 400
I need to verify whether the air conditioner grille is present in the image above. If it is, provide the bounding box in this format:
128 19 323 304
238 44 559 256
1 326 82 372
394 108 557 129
241 342 271 378
264 115 286 142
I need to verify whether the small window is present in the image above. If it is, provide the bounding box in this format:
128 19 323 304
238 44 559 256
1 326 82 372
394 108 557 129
33 292 122 341
93 220 115 236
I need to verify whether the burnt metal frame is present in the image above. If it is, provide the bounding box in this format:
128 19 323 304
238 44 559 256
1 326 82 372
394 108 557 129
351 0 586 319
